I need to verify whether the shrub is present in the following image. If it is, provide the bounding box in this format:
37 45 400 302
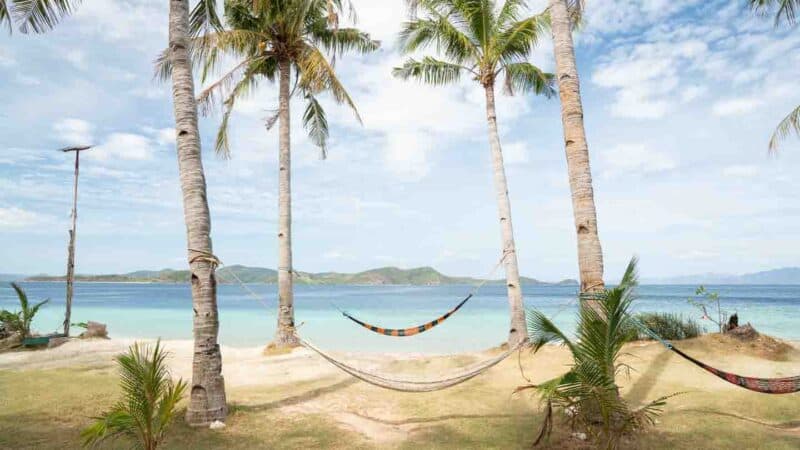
81 340 187 450
636 312 703 341
519 257 676 448
0 283 49 338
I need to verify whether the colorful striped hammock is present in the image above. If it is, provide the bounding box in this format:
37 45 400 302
339 294 473 337
668 345 800 394
631 315 800 394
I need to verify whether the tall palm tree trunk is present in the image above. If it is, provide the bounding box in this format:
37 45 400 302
484 83 526 346
168 0 227 426
549 0 605 304
273 57 299 348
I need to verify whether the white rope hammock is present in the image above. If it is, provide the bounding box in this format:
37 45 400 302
295 333 525 392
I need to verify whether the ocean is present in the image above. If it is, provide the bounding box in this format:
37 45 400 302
1 282 798 354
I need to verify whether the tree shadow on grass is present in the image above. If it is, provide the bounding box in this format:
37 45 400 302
624 348 673 405
231 377 359 413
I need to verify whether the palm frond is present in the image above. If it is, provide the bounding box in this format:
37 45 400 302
566 0 585 27
1 1 11 33
189 0 223 37
10 282 28 311
526 309 576 353
392 56 466 86
197 56 265 115
750 0 800 25
496 0 528 28
311 24 380 55
768 104 800 153
398 15 479 64
209 66 262 158
296 44 362 123
12 0 78 34
302 94 329 158
502 62 555 96
494 13 548 62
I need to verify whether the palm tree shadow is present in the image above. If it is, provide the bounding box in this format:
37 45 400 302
679 408 800 431
624 348 674 405
347 411 530 426
232 378 359 413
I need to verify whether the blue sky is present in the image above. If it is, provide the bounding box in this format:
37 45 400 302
1 0 799 280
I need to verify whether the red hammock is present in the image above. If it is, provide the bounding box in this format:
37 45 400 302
340 294 473 337
669 345 800 394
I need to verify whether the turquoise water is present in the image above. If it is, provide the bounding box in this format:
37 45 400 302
1 282 798 353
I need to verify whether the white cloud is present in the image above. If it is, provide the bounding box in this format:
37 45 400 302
15 74 41 86
712 97 763 116
63 49 88 70
384 132 432 180
591 40 708 119
600 144 677 178
0 48 14 67
89 133 156 161
722 165 759 177
0 207 47 228
156 128 176 146
680 85 707 103
53 118 94 146
503 142 529 165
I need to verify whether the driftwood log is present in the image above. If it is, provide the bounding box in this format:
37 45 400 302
79 321 109 339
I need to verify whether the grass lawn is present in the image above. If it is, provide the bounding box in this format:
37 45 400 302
2 336 799 449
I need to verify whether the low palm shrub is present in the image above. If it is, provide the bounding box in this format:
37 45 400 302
518 258 676 448
0 282 49 338
81 340 187 450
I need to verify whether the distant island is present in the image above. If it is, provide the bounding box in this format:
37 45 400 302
643 267 800 285
24 265 579 286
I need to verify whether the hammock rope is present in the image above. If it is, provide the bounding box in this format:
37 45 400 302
295 332 524 392
335 250 512 337
627 312 800 394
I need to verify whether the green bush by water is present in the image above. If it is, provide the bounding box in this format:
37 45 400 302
624 312 704 342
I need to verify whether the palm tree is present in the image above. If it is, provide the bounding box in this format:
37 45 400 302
547 0 605 308
0 0 77 33
165 0 227 426
748 0 800 152
193 0 378 348
395 0 555 346
81 341 188 450
519 258 671 447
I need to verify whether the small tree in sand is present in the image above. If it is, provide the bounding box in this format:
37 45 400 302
81 341 187 450
0 283 49 339
518 258 675 448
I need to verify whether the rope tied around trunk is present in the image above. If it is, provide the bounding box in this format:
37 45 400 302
187 248 222 268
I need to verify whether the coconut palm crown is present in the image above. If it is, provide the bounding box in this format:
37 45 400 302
191 0 378 158
394 0 554 96
1 0 78 33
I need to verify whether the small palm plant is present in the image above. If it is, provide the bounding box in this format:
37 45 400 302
0 282 49 338
81 341 187 450
517 258 674 448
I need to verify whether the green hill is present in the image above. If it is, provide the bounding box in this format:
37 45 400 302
25 265 577 286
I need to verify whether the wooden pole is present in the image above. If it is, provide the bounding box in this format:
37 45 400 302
60 145 92 337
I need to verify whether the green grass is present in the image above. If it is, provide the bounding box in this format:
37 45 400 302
2 340 799 449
